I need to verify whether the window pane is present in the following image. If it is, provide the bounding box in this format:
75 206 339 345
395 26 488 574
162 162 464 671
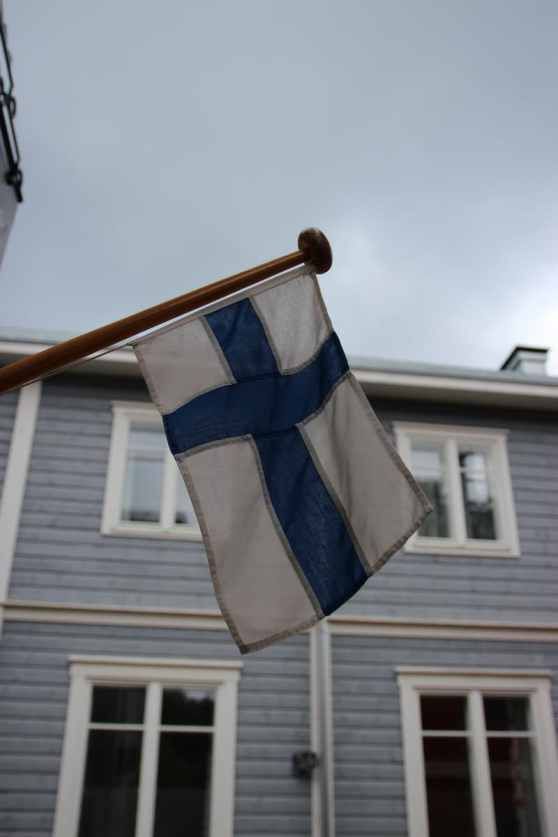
488 738 542 837
127 425 166 453
459 450 497 540
153 732 212 837
421 695 467 731
423 738 476 837
411 445 449 537
90 686 145 725
175 473 198 527
484 697 528 732
78 730 142 837
122 424 165 523
161 689 214 727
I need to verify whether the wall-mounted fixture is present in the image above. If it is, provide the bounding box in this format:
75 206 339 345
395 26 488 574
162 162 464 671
292 750 319 779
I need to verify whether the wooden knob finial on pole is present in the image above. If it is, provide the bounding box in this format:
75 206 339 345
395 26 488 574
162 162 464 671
298 228 333 274
0 228 333 395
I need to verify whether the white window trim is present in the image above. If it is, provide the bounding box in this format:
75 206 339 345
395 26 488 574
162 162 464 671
398 667 558 837
394 422 520 557
53 656 242 837
0 381 41 623
102 401 202 541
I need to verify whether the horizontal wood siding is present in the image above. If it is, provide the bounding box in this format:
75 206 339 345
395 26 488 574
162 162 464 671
0 389 17 492
9 376 218 608
0 620 310 837
342 400 558 622
332 633 558 837
6 379 558 623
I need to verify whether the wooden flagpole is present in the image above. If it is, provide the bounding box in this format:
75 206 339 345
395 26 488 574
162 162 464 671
0 228 332 395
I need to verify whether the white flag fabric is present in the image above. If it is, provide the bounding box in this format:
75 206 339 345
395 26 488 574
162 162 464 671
134 266 431 653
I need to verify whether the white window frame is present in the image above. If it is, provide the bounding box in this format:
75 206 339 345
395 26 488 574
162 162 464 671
394 423 520 557
398 667 558 837
53 655 242 837
102 402 201 541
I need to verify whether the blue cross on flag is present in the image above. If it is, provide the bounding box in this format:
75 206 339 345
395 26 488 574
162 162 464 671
134 266 431 653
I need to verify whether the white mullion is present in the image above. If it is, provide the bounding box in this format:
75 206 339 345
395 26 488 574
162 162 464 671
468 690 497 837
420 730 469 738
160 453 176 529
489 440 514 549
89 722 144 731
397 431 413 471
210 680 238 837
53 675 93 837
159 724 215 733
399 681 429 837
398 434 420 547
530 686 558 837
484 731 532 739
135 682 162 837
446 438 467 544
102 410 130 531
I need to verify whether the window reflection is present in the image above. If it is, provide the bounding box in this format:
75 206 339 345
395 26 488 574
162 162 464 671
412 445 449 537
91 686 145 725
421 695 466 731
488 738 541 837
153 733 212 837
484 697 528 732
122 424 165 523
459 449 497 540
423 737 476 837
78 730 142 837
161 689 214 727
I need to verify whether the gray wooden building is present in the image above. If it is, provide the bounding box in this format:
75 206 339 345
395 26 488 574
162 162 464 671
1 332 557 837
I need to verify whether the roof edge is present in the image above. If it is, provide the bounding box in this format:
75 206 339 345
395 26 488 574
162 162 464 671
0 336 557 411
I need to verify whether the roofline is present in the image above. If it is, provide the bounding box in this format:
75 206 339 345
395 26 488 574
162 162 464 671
1 339 557 412
352 363 558 411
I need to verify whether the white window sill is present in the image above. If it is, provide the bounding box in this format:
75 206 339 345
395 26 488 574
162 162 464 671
405 539 520 559
102 524 203 543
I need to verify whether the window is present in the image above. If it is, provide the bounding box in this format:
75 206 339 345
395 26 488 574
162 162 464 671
398 668 558 837
54 656 241 837
102 403 201 540
394 424 519 557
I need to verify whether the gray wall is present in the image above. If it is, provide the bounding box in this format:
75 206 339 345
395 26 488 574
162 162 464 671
8 377 558 625
332 633 558 837
0 389 17 492
8 376 217 609
341 399 558 623
0 620 310 837
1 375 558 836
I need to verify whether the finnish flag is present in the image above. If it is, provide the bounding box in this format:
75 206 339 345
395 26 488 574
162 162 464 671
134 266 431 653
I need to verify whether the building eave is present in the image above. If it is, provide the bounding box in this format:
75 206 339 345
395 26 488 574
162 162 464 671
1 338 558 411
353 365 558 411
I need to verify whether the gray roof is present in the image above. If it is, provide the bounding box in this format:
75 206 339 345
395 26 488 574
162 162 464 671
350 354 558 388
1 327 557 388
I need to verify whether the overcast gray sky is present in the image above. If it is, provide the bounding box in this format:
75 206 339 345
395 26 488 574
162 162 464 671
2 1 558 373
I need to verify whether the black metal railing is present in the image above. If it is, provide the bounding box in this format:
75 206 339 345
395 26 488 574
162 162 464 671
0 10 22 202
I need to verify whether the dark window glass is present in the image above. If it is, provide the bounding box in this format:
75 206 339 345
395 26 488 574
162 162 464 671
421 695 467 731
488 738 542 837
411 446 449 538
459 450 497 540
78 730 142 837
90 686 145 725
423 738 476 837
484 697 528 732
161 689 214 727
153 732 212 837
